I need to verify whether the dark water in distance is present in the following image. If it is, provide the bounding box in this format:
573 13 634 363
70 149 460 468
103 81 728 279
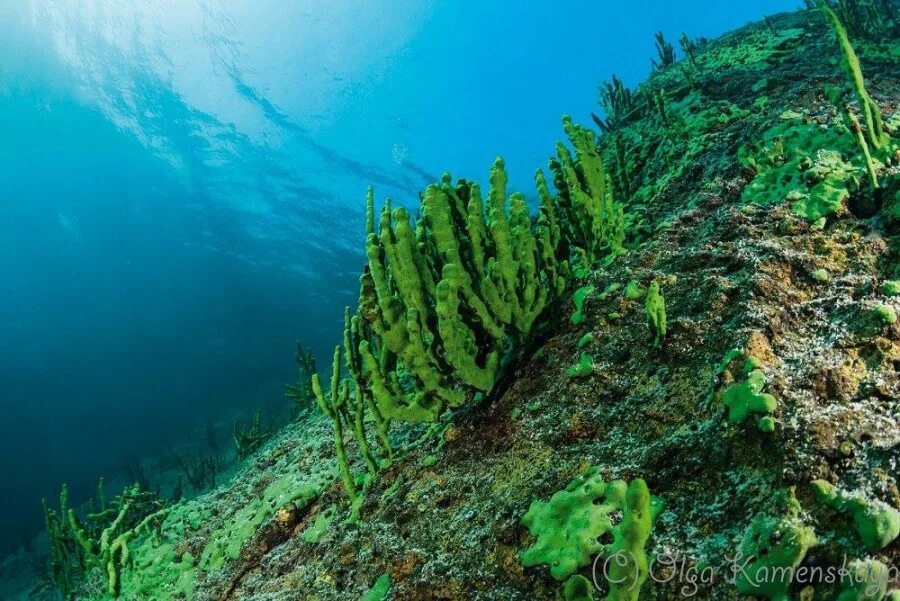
0 0 796 554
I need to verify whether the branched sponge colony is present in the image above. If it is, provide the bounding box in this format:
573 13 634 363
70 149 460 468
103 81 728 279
43 482 169 598
351 160 568 425
812 480 900 551
520 467 662 594
733 512 817 601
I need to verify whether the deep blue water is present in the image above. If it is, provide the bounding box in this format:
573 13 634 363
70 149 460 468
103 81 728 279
0 0 796 554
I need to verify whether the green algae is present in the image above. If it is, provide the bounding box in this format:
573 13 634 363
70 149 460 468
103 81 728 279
882 281 900 296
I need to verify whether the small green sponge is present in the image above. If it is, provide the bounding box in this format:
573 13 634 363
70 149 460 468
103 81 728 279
645 280 666 348
734 513 817 601
722 370 778 430
568 354 594 378
874 305 897 325
812 480 900 551
360 573 391 601
571 286 596 326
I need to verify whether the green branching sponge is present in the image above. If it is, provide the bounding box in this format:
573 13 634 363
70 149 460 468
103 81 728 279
733 512 817 601
312 348 360 507
722 369 778 431
816 0 887 151
43 483 169 598
355 159 566 425
644 280 666 348
520 467 662 587
556 117 627 264
812 480 900 551
233 410 267 460
572 286 596 325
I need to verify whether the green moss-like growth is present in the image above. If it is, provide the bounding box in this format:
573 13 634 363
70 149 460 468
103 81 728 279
812 480 900 551
883 281 900 296
722 369 778 431
563 574 595 601
361 573 392 601
644 280 666 348
520 467 661 585
572 285 596 325
577 332 594 348
874 304 897 324
733 512 817 601
567 353 594 378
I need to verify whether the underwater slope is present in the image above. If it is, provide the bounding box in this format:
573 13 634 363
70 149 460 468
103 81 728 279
57 6 900 601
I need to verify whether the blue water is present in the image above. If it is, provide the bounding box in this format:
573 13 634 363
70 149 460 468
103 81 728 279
0 0 796 554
